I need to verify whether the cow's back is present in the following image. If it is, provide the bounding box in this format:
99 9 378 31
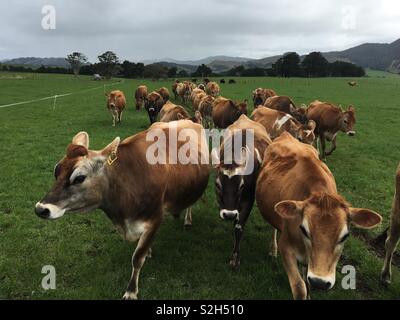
212 99 239 128
256 132 336 231
306 102 341 132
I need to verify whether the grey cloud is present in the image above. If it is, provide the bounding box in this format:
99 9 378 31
0 0 399 61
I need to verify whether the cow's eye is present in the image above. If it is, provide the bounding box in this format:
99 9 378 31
73 175 86 185
300 225 310 239
338 233 350 244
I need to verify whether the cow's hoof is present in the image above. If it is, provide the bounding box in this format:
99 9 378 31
184 222 192 230
122 291 138 300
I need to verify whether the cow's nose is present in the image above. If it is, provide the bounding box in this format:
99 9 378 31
347 131 356 136
35 203 50 219
220 209 239 221
307 276 332 291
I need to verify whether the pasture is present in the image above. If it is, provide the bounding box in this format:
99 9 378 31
1 71 400 299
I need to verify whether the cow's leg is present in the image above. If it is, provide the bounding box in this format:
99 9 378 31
111 113 116 127
270 228 278 258
324 133 337 156
118 111 123 123
381 190 400 284
184 207 192 228
123 221 161 300
280 246 308 300
319 133 326 160
229 200 252 269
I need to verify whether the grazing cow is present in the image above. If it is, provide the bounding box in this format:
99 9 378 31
348 81 357 87
212 115 272 268
256 132 382 300
135 85 148 110
212 98 248 129
145 91 165 124
198 95 215 128
193 92 207 111
34 124 210 299
106 90 126 126
159 101 202 124
229 79 236 84
264 96 307 124
220 79 226 84
251 107 316 145
205 82 221 97
157 87 170 103
306 100 356 158
381 164 400 284
252 88 277 107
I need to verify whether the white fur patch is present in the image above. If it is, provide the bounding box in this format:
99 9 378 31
274 114 293 130
36 202 66 220
122 220 148 242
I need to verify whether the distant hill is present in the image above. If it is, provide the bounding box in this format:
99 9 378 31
2 38 399 73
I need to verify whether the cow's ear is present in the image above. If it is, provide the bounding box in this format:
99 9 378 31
101 137 121 158
275 200 304 219
349 208 382 229
307 120 316 132
348 105 355 113
177 113 185 120
72 132 89 149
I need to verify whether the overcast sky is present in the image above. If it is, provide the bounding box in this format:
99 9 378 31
0 0 399 62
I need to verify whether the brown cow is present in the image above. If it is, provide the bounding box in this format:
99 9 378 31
212 115 272 268
198 95 215 128
252 88 277 107
105 90 126 126
157 87 170 103
135 85 148 110
212 98 248 129
145 91 165 124
256 132 382 300
172 80 180 100
251 107 316 145
381 164 400 284
193 92 207 111
176 82 192 104
34 122 210 299
190 88 205 104
306 100 356 158
264 96 307 124
205 81 221 97
159 101 202 124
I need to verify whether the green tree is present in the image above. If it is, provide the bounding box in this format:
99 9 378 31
66 52 88 78
167 67 178 78
143 63 168 79
273 52 301 77
193 64 212 77
98 51 120 79
302 52 329 77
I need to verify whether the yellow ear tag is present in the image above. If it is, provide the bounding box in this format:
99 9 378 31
107 151 118 166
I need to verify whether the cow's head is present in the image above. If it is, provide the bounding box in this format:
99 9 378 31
275 192 381 291
339 106 356 136
296 120 316 145
105 91 121 109
145 92 164 124
252 89 265 107
236 99 248 116
212 132 262 221
35 132 120 220
290 105 308 124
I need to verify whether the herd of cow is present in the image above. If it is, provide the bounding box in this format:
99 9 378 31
34 78 400 300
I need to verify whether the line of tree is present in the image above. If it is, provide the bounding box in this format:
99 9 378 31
1 51 366 78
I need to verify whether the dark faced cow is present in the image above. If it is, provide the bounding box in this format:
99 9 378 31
212 115 272 268
145 91 165 124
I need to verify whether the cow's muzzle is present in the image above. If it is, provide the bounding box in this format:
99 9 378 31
35 202 66 220
220 209 239 221
307 271 335 291
347 131 356 137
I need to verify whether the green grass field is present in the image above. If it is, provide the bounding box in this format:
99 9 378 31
1 71 400 300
